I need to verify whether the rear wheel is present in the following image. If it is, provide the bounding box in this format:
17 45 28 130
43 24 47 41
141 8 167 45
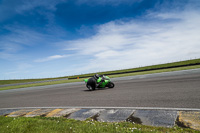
86 85 95 91
87 78 96 90
108 82 115 88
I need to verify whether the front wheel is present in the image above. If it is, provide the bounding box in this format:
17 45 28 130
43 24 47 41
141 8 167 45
86 85 95 91
108 82 115 88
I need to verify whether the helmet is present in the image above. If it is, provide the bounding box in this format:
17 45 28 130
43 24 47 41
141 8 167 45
94 74 100 79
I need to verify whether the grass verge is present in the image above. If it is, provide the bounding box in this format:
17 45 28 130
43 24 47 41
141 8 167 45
0 65 200 91
0 78 69 86
0 116 198 133
67 58 200 79
109 64 200 78
0 78 83 91
1 59 200 85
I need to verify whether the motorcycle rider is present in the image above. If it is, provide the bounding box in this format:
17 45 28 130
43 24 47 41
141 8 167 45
94 74 105 87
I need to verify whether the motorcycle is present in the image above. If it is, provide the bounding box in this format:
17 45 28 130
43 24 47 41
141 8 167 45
84 75 115 91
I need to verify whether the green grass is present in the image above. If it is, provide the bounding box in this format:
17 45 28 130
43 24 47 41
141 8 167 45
0 65 200 91
0 116 198 133
109 64 200 78
1 59 200 85
0 78 83 91
0 77 68 85
66 58 200 79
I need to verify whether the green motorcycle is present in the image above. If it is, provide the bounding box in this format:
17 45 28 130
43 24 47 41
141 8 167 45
84 75 115 91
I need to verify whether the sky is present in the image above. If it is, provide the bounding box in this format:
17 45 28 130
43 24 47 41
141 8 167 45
0 0 200 79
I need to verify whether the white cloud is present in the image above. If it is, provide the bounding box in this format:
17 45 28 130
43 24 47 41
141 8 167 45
0 0 66 22
34 54 70 62
62 10 200 73
0 26 51 60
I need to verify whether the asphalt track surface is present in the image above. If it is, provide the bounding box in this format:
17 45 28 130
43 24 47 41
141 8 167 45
0 69 200 109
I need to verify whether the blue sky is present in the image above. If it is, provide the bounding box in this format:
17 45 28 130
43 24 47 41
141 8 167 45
0 0 200 79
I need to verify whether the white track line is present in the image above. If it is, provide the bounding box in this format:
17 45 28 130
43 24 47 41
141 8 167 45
1 106 200 111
